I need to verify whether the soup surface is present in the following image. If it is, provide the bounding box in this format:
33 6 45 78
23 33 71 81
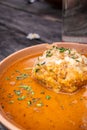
0 53 87 130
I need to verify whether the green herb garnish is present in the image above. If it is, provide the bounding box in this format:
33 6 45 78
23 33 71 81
14 90 21 96
37 63 40 66
37 62 45 67
46 95 51 100
36 102 43 107
17 96 26 100
19 85 32 91
68 49 71 54
57 47 71 54
58 47 67 53
19 85 34 95
27 101 32 106
71 56 76 59
16 73 29 80
35 68 40 73
46 51 53 57
76 60 80 62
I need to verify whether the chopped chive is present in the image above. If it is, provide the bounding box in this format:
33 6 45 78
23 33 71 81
16 73 29 80
19 85 31 91
46 53 53 57
57 47 70 53
37 62 45 66
68 49 71 54
17 96 26 101
76 60 80 62
14 90 21 96
27 101 32 106
46 95 51 100
36 102 43 107
46 50 53 57
35 68 40 73
71 56 76 59
58 47 67 53
19 85 34 95
37 63 40 66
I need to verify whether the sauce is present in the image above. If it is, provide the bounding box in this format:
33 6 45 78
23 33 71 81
0 54 87 130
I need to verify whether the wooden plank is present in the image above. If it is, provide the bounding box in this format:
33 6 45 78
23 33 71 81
0 0 62 22
0 4 62 43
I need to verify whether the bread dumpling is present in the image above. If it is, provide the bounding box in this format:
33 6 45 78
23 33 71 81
32 46 87 93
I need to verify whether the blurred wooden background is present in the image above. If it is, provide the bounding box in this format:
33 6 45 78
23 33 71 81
63 0 87 43
0 0 62 62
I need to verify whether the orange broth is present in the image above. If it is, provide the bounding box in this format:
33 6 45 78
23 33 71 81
0 54 87 130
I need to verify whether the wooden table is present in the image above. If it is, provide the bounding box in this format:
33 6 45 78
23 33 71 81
0 0 62 129
0 0 62 62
